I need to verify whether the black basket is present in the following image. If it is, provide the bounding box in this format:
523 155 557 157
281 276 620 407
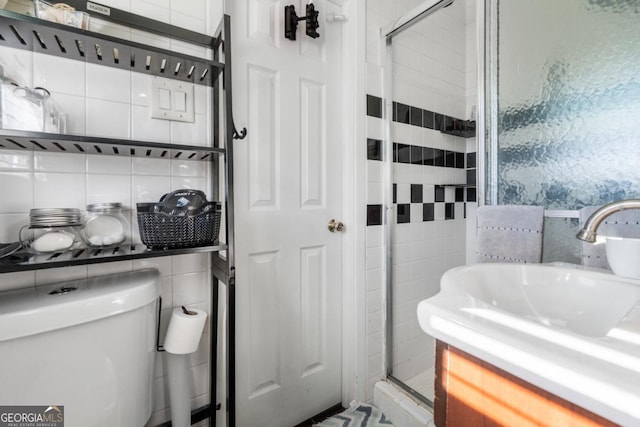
136 202 222 249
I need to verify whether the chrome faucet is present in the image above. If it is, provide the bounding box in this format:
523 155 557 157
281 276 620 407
576 199 640 243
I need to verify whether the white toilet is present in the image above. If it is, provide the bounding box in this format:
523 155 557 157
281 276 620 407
0 269 160 427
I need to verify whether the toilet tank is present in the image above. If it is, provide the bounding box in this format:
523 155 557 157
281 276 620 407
0 269 160 427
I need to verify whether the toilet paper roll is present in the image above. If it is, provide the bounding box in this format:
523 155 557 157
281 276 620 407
164 307 207 354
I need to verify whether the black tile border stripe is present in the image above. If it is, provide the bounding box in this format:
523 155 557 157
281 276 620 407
366 95 476 138
367 204 383 226
367 95 383 119
366 201 478 225
445 203 455 220
423 203 435 221
366 185 478 226
366 140 466 169
397 204 410 223
367 138 382 161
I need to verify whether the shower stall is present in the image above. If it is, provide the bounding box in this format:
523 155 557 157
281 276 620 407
371 0 640 413
378 0 478 407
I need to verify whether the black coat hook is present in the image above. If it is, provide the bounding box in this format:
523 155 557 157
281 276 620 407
232 121 247 140
284 3 320 41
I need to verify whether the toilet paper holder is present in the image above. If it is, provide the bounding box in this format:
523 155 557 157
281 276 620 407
181 306 197 315
155 297 202 352
156 296 166 352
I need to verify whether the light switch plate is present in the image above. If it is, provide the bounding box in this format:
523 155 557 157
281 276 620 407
151 77 195 122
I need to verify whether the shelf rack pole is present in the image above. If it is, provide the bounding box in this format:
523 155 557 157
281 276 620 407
209 14 238 427
210 15 222 427
222 14 238 427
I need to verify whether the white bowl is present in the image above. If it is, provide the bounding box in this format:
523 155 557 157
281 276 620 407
605 237 640 279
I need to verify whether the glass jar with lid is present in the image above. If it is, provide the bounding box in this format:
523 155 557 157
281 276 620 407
82 203 128 247
19 208 82 253
20 226 81 253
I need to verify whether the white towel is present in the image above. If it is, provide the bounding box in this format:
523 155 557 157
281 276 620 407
578 206 640 269
476 205 545 263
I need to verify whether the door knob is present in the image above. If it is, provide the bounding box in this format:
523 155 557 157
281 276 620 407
328 219 345 233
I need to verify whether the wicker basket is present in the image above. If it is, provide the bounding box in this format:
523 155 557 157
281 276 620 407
136 202 222 249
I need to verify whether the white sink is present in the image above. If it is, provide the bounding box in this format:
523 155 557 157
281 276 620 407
417 263 640 426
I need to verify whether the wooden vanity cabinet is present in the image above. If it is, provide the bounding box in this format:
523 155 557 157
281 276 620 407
434 340 619 427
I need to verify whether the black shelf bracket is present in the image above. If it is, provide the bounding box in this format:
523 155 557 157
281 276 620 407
284 4 320 41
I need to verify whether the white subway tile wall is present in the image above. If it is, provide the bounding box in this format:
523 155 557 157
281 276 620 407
364 0 477 403
0 1 217 425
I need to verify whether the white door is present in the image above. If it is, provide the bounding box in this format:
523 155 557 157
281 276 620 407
231 1 344 426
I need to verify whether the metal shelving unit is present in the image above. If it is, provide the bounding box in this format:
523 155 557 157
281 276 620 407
0 129 225 159
0 6 239 427
0 242 228 273
0 8 223 83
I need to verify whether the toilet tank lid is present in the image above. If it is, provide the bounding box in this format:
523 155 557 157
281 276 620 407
0 269 160 342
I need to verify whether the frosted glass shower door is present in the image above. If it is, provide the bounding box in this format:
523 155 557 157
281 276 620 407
487 0 640 262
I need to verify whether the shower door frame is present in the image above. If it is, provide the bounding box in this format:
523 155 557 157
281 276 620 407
484 0 497 205
380 0 465 408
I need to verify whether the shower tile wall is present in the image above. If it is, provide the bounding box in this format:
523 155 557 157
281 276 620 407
0 1 218 425
364 0 477 401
